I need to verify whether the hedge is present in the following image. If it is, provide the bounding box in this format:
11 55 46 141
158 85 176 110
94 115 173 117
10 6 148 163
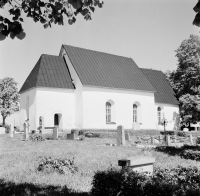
91 166 200 196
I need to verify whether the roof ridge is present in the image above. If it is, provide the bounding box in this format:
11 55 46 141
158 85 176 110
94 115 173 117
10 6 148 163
62 44 132 60
140 68 162 72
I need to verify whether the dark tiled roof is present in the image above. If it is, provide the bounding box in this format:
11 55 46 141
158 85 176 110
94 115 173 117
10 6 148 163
62 45 156 92
141 68 179 105
19 54 74 93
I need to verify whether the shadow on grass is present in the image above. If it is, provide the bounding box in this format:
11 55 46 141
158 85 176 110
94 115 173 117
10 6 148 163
0 179 89 196
155 145 200 157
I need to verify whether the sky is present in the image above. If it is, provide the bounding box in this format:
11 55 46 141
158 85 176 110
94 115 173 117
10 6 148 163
0 0 199 124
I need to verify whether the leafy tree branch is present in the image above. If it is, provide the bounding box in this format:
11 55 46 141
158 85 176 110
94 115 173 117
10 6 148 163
0 0 103 40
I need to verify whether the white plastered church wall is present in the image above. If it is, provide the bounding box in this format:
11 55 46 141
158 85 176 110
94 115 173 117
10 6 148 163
82 87 156 129
155 103 179 131
19 88 37 131
61 48 84 128
35 88 74 131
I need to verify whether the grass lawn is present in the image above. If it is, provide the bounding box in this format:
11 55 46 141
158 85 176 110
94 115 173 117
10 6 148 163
0 133 200 195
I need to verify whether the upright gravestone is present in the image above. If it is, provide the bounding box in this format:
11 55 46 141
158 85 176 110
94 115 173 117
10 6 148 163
53 127 58 139
10 124 14 138
23 121 29 141
117 125 125 146
125 132 130 141
189 134 193 145
39 116 44 133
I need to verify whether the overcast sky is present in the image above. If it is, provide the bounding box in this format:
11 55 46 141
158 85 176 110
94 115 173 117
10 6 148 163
0 0 199 91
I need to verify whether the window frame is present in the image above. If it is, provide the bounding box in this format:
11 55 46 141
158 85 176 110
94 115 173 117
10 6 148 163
133 104 137 123
106 102 112 123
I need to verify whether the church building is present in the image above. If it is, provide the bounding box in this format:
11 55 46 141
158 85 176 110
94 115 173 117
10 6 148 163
19 45 179 131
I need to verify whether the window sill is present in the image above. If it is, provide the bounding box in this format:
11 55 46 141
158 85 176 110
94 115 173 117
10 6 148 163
106 122 116 125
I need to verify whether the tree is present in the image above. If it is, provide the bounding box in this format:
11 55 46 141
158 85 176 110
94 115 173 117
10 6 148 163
0 0 103 40
166 35 200 126
0 77 19 126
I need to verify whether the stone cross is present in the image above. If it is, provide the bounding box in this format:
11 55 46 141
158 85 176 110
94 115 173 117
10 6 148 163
117 125 125 146
10 124 14 138
53 127 58 139
39 116 44 133
23 121 29 141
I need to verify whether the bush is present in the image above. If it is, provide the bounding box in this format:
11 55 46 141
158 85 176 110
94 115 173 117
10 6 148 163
196 137 200 145
71 129 79 136
160 131 175 135
37 156 78 175
79 130 86 136
28 134 45 141
4 124 10 134
31 130 36 134
180 149 200 161
91 168 124 196
176 131 187 137
91 166 200 196
85 132 100 138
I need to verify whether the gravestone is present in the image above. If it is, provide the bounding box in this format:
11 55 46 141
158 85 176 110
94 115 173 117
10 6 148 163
189 134 193 145
117 125 125 146
39 116 44 133
118 156 155 176
10 124 14 138
166 135 171 146
67 132 76 140
125 132 130 141
23 121 29 141
53 127 58 139
0 127 5 134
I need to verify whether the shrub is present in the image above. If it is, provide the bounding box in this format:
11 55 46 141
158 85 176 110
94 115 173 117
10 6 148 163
176 131 187 137
71 129 79 136
85 132 100 138
85 132 93 138
37 156 78 175
196 137 200 145
91 168 124 196
180 149 200 161
4 124 10 134
28 134 45 141
79 130 86 136
31 130 36 134
160 131 175 135
91 166 200 196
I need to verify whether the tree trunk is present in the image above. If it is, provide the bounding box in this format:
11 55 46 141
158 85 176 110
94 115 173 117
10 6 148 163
2 117 6 127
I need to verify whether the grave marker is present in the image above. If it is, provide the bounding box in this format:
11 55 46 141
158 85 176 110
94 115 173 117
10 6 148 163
125 132 130 141
118 156 155 176
53 127 58 139
117 125 125 146
10 124 14 138
23 120 29 141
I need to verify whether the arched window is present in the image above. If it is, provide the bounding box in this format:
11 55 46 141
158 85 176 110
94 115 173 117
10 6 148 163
157 107 161 125
133 104 137 122
106 102 111 123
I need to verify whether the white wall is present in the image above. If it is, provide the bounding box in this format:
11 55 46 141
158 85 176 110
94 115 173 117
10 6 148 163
20 88 37 131
35 88 74 131
61 48 84 128
82 87 156 129
155 103 179 131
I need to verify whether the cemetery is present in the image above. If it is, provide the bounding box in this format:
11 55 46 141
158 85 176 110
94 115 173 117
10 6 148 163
1 121 200 195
